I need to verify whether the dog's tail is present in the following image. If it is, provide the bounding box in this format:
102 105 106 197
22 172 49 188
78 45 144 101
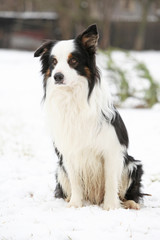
141 193 152 197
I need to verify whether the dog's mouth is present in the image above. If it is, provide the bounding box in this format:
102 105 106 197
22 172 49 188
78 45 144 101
55 80 65 85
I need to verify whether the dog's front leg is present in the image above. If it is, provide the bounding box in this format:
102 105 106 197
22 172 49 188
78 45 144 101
66 161 83 208
103 152 122 210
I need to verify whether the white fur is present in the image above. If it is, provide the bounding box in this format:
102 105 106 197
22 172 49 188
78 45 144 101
44 40 126 210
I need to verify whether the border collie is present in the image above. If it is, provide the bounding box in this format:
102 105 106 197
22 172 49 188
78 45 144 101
34 25 143 210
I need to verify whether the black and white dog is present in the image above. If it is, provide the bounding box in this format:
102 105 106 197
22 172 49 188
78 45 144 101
34 25 143 210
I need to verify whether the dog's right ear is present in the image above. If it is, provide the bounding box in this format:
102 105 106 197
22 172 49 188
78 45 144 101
34 40 55 57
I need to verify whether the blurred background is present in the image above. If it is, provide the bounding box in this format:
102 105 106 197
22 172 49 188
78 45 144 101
0 0 160 108
0 0 160 51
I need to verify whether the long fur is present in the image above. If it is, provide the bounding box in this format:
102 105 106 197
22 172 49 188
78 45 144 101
34 25 143 210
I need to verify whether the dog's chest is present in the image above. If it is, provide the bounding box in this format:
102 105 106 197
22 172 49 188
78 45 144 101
45 85 100 153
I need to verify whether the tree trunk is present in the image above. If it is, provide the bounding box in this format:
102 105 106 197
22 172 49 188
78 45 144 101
98 0 116 49
100 19 111 49
134 0 152 50
58 15 73 40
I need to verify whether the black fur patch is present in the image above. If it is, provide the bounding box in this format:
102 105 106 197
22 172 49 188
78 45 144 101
54 146 63 166
34 40 57 99
124 155 144 202
54 174 66 199
75 25 100 98
73 40 100 98
54 144 66 199
102 109 129 148
54 144 66 173
111 109 129 148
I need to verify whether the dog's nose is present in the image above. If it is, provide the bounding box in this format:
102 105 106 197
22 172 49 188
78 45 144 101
54 72 64 83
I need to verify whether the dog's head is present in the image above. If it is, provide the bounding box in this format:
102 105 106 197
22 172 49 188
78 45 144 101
34 24 100 98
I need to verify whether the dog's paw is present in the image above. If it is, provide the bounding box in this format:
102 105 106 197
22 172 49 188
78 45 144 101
67 199 83 208
103 200 121 211
65 196 70 202
123 200 140 210
67 201 83 208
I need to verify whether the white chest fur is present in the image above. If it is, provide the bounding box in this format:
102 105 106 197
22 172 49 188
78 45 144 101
45 78 104 155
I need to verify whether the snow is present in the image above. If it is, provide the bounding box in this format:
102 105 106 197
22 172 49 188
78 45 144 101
0 49 160 240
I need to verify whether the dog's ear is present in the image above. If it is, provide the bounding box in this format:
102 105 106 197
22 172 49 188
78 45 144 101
76 24 99 54
34 40 55 57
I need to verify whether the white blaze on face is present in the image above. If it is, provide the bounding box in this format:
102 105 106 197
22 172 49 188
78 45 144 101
50 40 80 85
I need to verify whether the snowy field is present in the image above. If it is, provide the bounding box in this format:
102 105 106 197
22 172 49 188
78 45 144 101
0 49 160 240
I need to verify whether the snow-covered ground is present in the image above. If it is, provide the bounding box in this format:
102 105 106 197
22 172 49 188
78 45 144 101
0 49 160 240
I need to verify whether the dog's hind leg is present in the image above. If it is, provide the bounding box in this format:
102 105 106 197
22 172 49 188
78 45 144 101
119 154 143 210
124 155 144 204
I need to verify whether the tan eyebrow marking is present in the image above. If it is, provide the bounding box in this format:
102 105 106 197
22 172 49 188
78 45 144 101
68 53 73 61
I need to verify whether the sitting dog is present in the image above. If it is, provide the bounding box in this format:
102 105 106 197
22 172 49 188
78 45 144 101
34 24 143 210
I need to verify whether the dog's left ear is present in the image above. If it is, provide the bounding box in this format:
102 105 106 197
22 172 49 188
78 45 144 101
76 24 99 54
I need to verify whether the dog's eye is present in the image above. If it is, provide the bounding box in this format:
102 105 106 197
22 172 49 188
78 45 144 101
69 58 78 66
53 58 58 65
71 58 77 64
